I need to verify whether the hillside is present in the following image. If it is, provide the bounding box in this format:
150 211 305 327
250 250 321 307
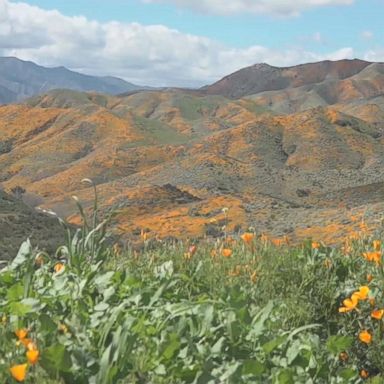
0 189 63 260
1 59 384 246
0 57 149 104
202 59 373 99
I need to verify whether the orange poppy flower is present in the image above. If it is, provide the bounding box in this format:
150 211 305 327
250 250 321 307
367 274 373 283
339 294 359 313
188 245 197 256
10 364 27 382
26 349 39 365
311 241 321 249
54 263 65 273
360 369 369 379
354 286 369 300
271 238 284 247
363 251 381 265
371 309 384 320
359 330 372 344
222 248 232 258
373 240 381 251
241 232 255 244
15 329 28 340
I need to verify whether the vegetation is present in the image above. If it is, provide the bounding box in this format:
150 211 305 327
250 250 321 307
1 184 384 383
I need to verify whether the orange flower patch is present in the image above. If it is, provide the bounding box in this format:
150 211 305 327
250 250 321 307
362 251 381 265
15 329 28 341
373 240 381 251
360 369 369 379
339 294 359 313
222 249 232 258
311 241 321 250
371 309 384 320
10 364 27 382
241 232 255 244
26 349 39 365
359 330 372 344
54 263 65 273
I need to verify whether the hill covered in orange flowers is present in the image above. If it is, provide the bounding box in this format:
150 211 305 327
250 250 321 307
1 59 384 246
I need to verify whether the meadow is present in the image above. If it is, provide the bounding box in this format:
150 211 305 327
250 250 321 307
1 186 384 383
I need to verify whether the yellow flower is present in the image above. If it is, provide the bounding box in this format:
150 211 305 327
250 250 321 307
222 248 232 258
373 240 381 251
371 309 384 320
339 294 359 313
26 349 39 365
54 263 65 273
15 329 28 340
359 330 372 344
10 363 27 382
354 286 369 300
241 232 255 244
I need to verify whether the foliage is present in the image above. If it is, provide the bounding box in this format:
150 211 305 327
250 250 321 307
1 186 383 383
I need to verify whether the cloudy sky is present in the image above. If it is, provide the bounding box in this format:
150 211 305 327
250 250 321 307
1 0 383 87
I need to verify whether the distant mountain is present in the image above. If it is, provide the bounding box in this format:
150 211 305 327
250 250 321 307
202 59 374 99
0 57 149 104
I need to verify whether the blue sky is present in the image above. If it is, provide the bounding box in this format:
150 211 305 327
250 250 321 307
22 0 383 52
1 0 383 86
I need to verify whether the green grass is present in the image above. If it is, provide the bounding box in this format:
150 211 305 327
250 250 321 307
1 184 384 383
133 115 189 145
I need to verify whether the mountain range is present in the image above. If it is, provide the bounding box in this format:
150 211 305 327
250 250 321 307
1 57 384 252
0 57 149 104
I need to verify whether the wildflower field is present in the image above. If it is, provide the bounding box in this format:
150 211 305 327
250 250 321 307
1 195 384 383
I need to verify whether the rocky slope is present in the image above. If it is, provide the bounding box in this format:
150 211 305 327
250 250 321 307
0 189 63 260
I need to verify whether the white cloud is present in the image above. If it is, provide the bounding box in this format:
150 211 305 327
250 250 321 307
361 30 374 40
0 0 366 87
142 0 354 16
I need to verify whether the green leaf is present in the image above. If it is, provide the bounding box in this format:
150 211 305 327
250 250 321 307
9 240 32 270
8 301 34 316
41 343 72 375
39 314 57 333
277 369 294 384
94 302 109 312
242 360 265 376
339 368 357 380
162 333 180 360
6 283 24 301
326 335 354 355
262 335 287 354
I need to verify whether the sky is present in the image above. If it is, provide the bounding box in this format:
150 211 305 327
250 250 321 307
0 0 383 87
